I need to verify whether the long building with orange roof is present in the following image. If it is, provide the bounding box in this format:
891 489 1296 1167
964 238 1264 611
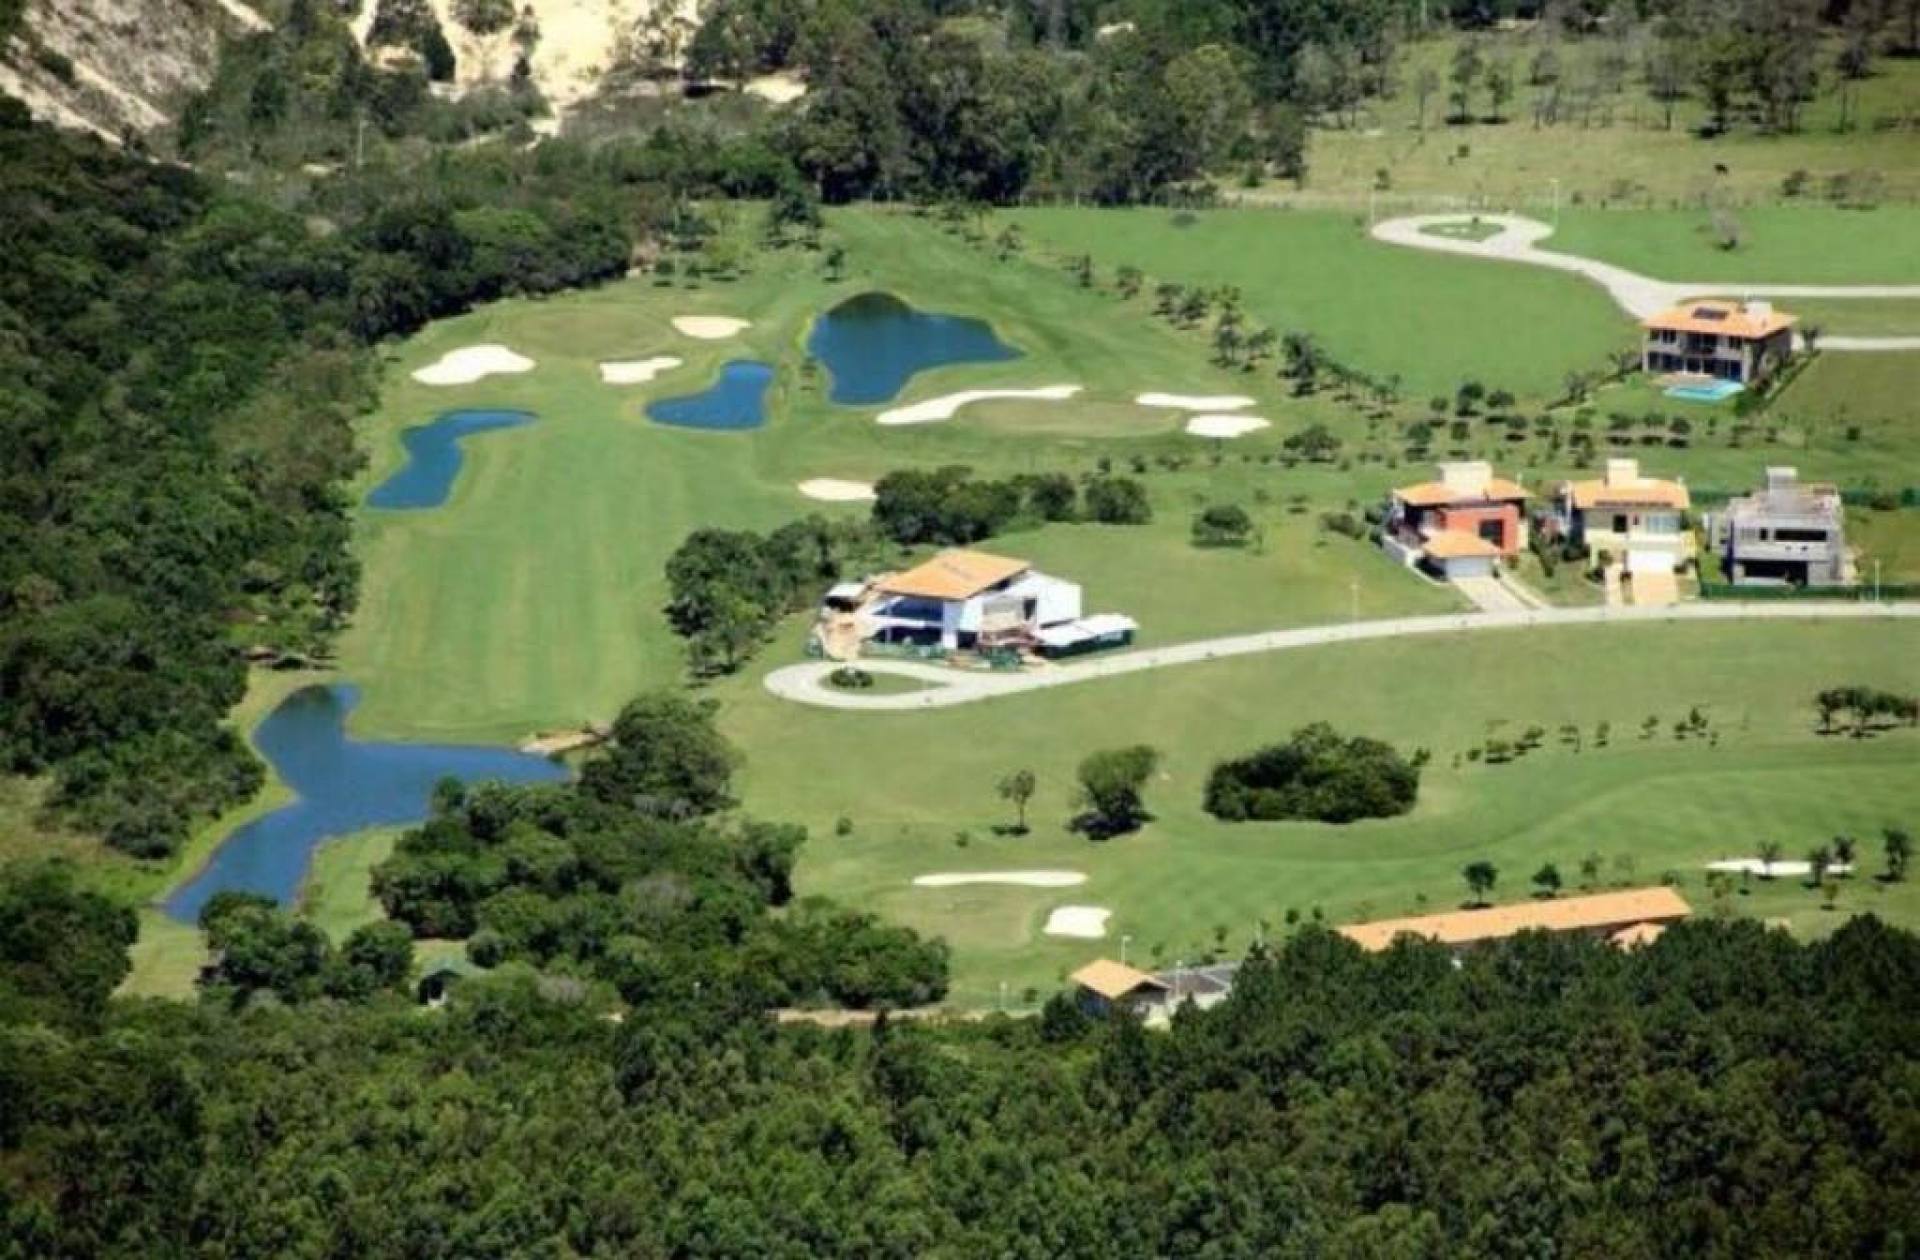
1338 886 1692 954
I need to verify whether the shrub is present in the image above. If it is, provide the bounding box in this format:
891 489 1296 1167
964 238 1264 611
1192 503 1255 547
1083 476 1152 525
1204 723 1420 823
828 667 874 690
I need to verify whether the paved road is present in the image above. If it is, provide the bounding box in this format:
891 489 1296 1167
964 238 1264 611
1370 214 1920 352
764 601 1920 712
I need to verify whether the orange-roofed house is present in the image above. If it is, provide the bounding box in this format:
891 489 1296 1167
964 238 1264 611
1338 886 1692 955
1070 959 1169 1017
1642 298 1796 385
863 549 1084 652
1384 461 1530 579
1549 457 1695 580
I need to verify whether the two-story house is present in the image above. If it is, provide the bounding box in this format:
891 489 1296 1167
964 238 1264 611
1705 467 1852 587
1383 461 1531 579
1550 458 1694 578
1642 298 1796 385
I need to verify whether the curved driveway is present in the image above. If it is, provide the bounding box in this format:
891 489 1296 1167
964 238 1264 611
766 601 1920 712
1370 214 1920 352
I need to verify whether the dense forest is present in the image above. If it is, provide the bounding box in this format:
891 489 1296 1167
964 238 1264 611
4 854 1916 1255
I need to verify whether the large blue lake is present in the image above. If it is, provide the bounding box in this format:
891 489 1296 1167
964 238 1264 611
808 292 1020 406
646 360 775 430
163 684 568 923
366 409 535 509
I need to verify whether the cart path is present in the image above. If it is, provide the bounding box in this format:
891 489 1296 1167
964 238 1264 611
1369 214 1920 352
764 601 1920 711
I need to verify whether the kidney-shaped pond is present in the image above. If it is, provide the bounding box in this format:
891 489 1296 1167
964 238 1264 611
808 292 1020 406
646 360 775 430
366 408 535 510
163 684 569 923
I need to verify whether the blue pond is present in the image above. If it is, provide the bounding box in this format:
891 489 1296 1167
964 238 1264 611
807 292 1020 406
163 684 568 924
366 408 535 509
646 360 775 430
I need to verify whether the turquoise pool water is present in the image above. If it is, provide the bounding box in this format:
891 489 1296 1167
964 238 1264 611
807 292 1020 406
163 684 568 923
1665 379 1744 403
366 409 535 509
647 360 775 430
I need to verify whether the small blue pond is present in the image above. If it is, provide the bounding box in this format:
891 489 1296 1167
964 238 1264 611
163 684 568 924
1665 379 1744 403
366 409 535 509
646 360 775 430
807 292 1020 406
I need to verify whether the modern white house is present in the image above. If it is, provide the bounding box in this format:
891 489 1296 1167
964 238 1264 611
816 548 1132 660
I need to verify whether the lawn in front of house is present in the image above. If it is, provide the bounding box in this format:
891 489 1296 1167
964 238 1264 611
1544 207 1920 285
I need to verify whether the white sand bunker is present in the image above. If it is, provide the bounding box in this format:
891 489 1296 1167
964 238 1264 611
1185 413 1271 438
412 345 535 386
672 316 752 340
1044 906 1112 939
797 478 876 502
912 871 1087 889
1136 393 1256 411
599 357 682 385
745 73 807 104
1707 858 1855 878
878 386 1082 427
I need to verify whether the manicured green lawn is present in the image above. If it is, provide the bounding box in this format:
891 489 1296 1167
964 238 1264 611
1420 218 1504 242
1852 509 1920 583
1785 299 1920 337
1546 207 1920 284
1006 206 1635 399
300 828 402 941
716 619 1920 1005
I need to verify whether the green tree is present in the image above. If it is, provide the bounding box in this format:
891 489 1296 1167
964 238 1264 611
1463 860 1498 906
1886 827 1912 882
997 769 1037 834
1532 863 1562 898
1075 745 1160 837
580 693 738 818
1192 504 1256 548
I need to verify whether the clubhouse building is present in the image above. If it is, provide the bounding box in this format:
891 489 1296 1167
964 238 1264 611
1383 461 1530 578
1642 298 1796 386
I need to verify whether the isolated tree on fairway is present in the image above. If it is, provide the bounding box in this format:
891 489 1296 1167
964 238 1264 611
1463 860 1498 906
1885 827 1912 882
1075 746 1159 837
1532 863 1562 898
997 769 1036 834
1758 839 1785 877
1833 835 1856 873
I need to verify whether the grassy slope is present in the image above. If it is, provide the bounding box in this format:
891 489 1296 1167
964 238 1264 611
1006 206 1635 399
1783 299 1920 337
714 620 1920 1004
1545 207 1920 284
1297 36 1920 206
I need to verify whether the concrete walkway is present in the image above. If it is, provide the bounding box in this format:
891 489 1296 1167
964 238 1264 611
764 601 1920 712
1370 214 1920 352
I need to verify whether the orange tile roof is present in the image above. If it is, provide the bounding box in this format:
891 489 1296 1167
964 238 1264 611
1421 530 1504 559
878 549 1030 601
1394 478 1530 508
1561 476 1691 511
1070 959 1168 1001
1338 886 1691 952
1642 299 1796 339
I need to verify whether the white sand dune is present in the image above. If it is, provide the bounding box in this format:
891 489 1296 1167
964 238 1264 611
412 345 535 386
877 385 1083 427
1707 858 1854 878
1136 393 1256 411
1185 414 1271 438
797 478 876 502
673 316 752 340
599 356 682 385
912 871 1088 889
1043 906 1112 939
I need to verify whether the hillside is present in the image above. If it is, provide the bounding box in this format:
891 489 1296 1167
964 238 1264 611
0 0 267 141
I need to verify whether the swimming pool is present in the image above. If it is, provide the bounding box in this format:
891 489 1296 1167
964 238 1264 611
1664 379 1743 403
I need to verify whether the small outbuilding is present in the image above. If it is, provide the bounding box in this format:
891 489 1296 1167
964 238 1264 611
1070 958 1169 1017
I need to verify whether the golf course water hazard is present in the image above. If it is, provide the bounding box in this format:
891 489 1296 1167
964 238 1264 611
808 292 1020 406
646 360 775 430
365 408 535 509
163 684 568 924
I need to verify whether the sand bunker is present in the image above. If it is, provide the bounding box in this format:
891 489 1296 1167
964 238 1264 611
797 478 876 502
1136 393 1256 411
877 386 1083 427
745 73 807 104
912 871 1088 889
599 356 682 385
1185 414 1271 438
1043 906 1112 939
412 345 535 386
1707 858 1855 878
672 316 752 340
